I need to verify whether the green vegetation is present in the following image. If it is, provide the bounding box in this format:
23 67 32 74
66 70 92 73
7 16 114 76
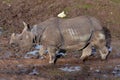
63 7 72 12
78 4 93 9
3 0 12 3
63 4 93 13
111 0 120 3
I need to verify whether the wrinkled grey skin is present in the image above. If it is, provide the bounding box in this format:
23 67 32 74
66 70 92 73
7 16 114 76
10 16 109 63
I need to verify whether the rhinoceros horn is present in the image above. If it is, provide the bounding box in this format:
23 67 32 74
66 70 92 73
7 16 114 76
11 33 15 38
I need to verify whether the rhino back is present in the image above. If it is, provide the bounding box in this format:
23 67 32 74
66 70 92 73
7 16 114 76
59 16 97 46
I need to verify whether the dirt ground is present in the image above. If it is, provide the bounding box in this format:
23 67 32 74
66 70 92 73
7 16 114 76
0 0 120 80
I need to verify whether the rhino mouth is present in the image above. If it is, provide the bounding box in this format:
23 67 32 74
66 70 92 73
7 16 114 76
10 43 19 48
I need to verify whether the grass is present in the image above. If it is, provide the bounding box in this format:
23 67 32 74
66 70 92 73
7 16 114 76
78 4 93 9
3 0 12 3
111 0 120 3
63 3 93 14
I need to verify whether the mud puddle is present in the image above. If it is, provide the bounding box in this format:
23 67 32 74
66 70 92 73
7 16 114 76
24 45 44 59
24 44 66 59
112 64 120 77
59 65 81 72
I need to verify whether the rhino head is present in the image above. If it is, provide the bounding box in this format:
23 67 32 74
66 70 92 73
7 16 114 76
10 22 35 50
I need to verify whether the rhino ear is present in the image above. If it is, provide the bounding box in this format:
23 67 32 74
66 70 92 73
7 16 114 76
23 21 31 31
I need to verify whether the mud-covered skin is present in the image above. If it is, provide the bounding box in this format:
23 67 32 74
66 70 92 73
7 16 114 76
10 16 109 64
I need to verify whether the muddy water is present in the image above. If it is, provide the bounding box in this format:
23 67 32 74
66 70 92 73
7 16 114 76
57 63 120 80
24 45 44 59
59 65 81 72
112 65 120 77
0 58 119 80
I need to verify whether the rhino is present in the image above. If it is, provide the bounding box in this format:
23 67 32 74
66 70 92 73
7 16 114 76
10 16 109 64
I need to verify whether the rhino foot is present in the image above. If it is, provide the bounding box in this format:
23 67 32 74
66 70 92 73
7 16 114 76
80 45 92 61
80 56 87 62
49 60 54 64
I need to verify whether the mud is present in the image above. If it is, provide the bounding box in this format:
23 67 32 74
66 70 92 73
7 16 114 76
0 0 120 80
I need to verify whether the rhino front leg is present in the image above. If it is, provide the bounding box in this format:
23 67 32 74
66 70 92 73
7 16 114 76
39 46 47 59
80 45 92 61
47 46 57 64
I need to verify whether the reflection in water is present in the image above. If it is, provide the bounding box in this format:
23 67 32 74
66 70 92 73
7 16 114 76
59 66 81 72
24 50 39 59
112 65 120 77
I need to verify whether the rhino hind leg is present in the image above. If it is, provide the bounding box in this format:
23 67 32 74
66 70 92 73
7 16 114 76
80 44 92 61
47 46 57 64
99 46 109 60
92 31 109 60
98 38 109 60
